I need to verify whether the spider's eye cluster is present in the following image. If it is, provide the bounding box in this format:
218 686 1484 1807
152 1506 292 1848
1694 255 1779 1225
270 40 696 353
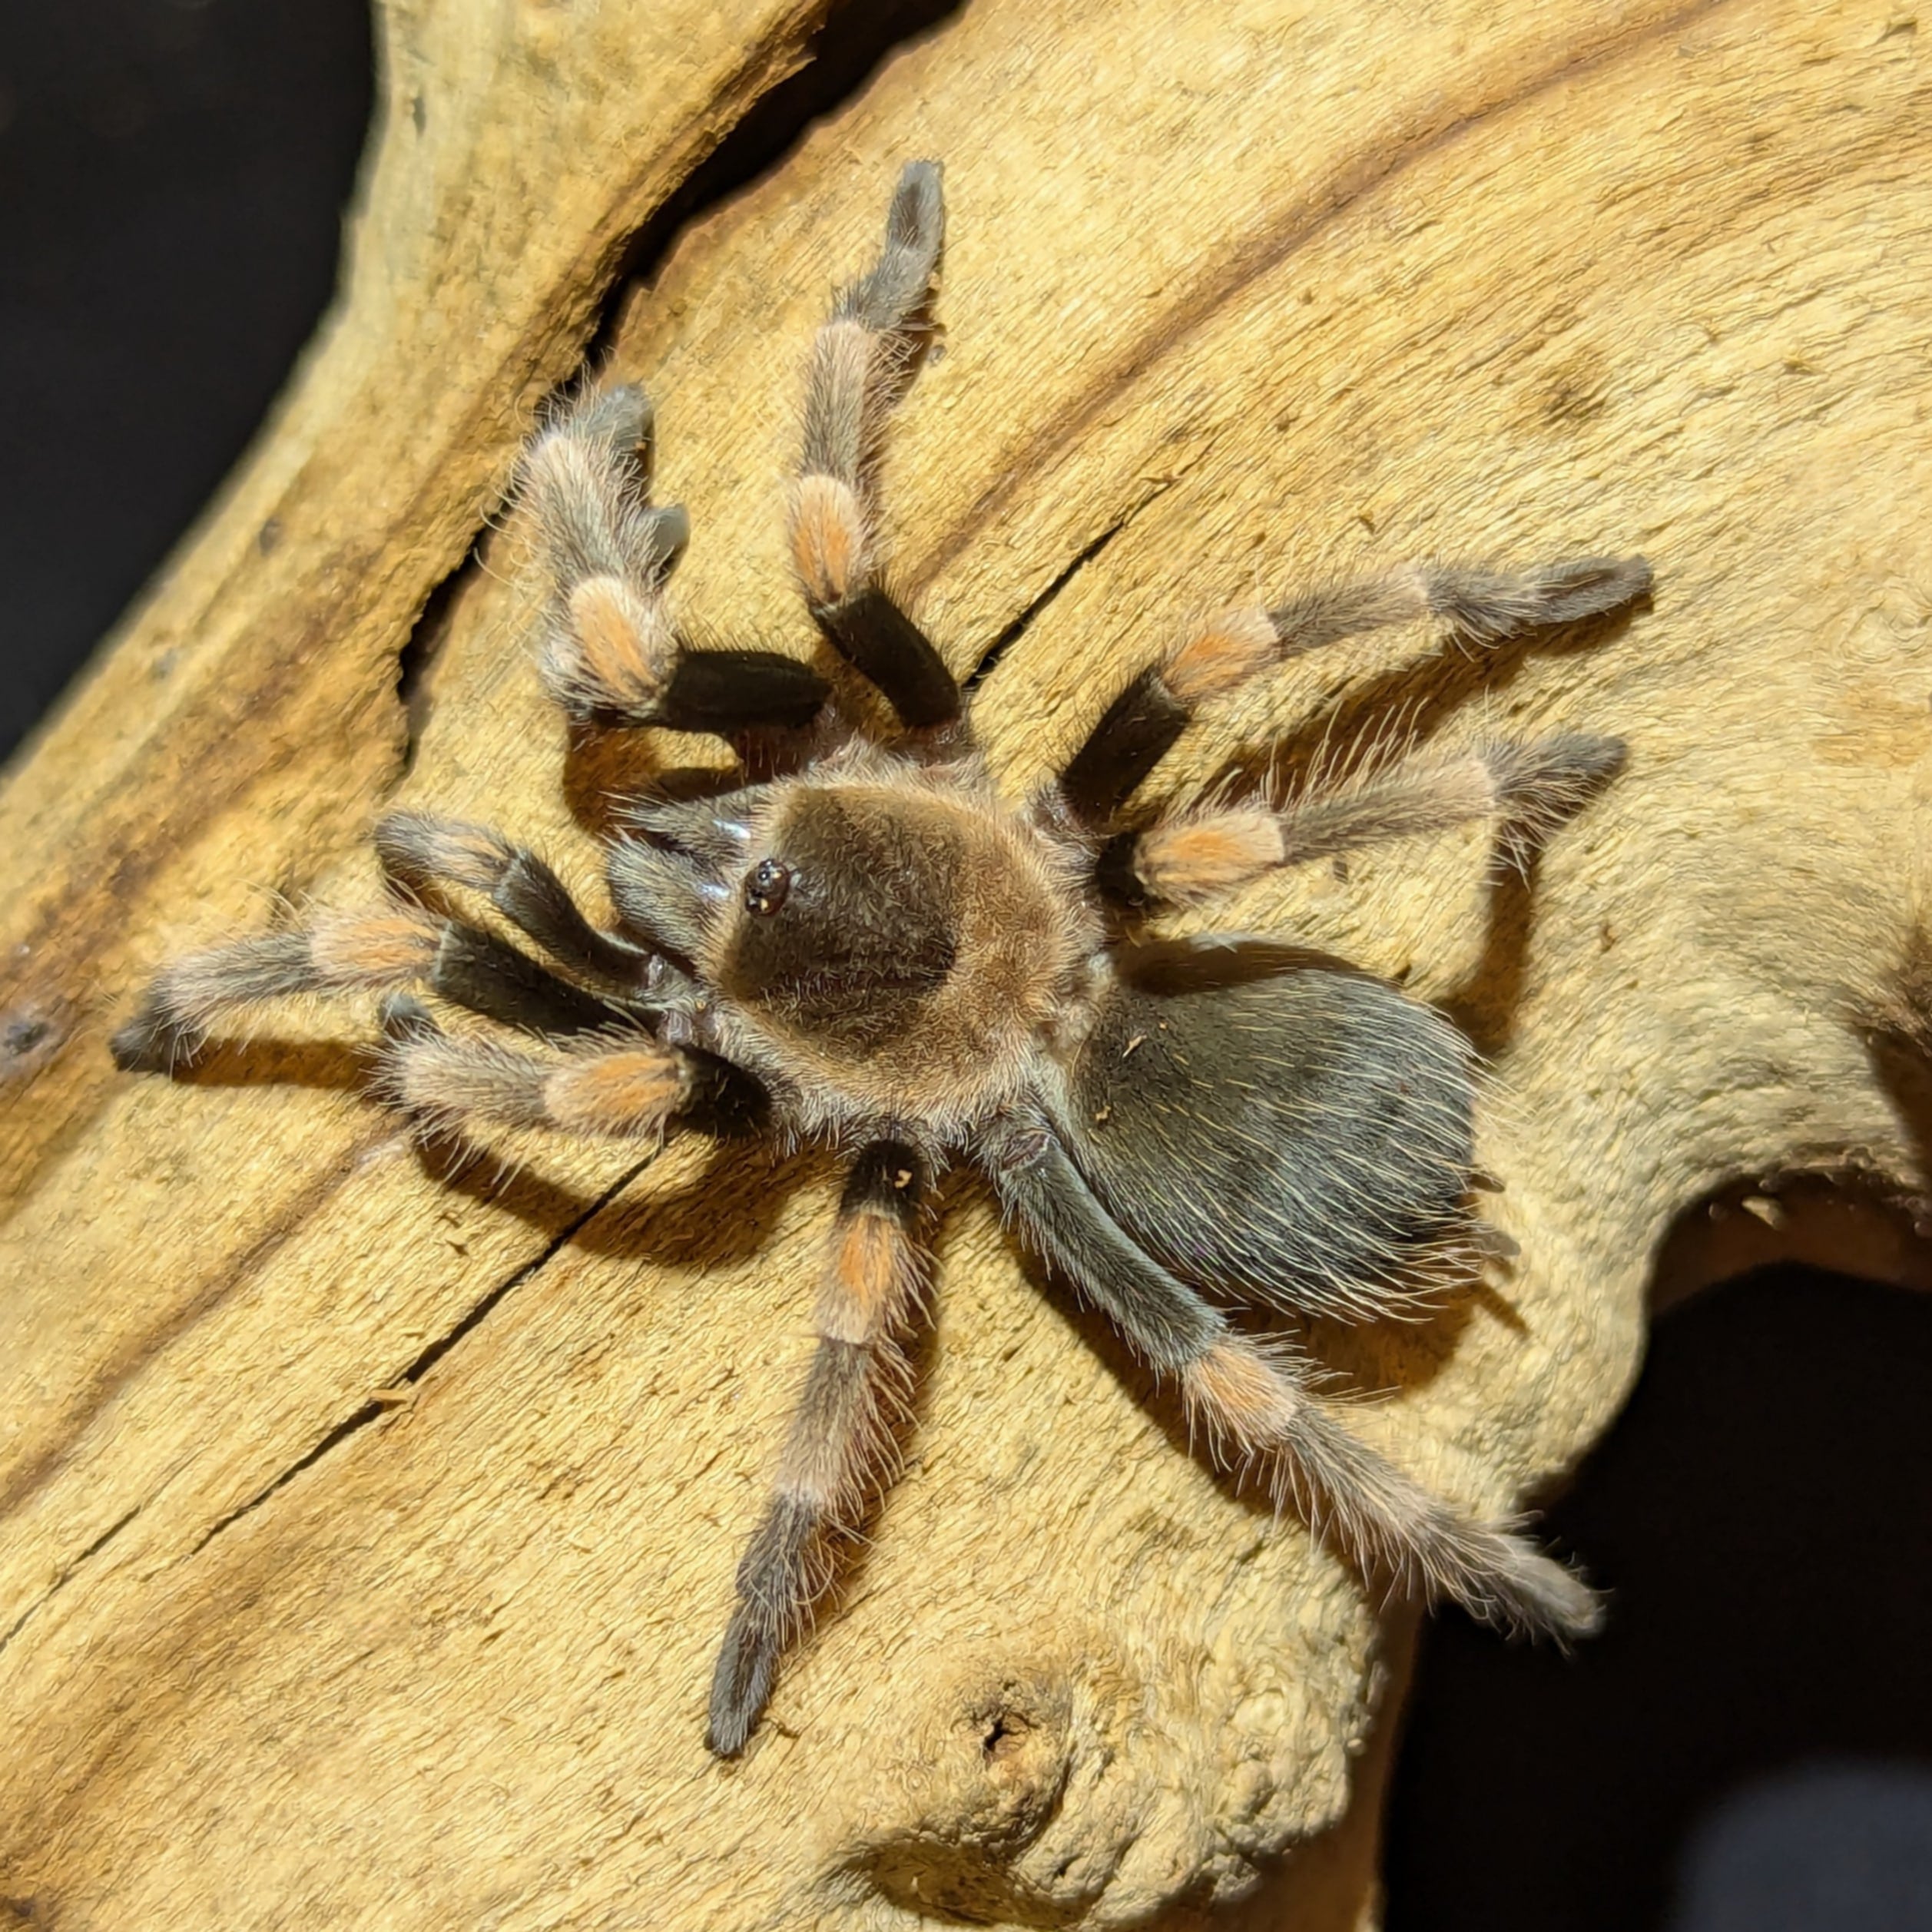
744 859 792 916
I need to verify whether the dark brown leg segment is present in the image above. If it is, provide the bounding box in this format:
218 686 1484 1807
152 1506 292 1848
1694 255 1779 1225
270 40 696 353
375 810 660 993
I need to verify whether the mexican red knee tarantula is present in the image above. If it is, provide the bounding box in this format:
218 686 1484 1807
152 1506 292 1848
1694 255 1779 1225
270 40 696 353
115 162 1650 1756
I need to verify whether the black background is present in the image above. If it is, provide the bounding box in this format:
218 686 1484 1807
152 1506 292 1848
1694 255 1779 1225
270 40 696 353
0 0 370 757
3 5 1929 1924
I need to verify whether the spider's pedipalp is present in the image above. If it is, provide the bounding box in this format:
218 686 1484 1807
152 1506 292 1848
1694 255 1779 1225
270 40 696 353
791 161 959 730
1107 730 1629 908
524 388 829 737
605 835 729 963
984 1122 1598 1639
708 1140 930 1756
376 810 659 992
1059 555 1650 824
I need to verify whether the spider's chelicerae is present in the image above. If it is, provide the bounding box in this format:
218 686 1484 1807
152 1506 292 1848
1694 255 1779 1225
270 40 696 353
115 162 1650 1757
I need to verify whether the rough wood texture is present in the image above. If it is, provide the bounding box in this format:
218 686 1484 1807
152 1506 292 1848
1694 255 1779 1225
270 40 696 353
4 0 1930 1925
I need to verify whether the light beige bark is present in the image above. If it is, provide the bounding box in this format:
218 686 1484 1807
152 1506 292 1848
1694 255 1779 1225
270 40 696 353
3 0 1930 1926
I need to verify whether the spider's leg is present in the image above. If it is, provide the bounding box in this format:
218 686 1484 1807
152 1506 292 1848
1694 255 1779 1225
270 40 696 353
111 906 440 1071
982 1121 1600 1639
524 383 830 736
1056 556 1652 825
379 1011 716 1143
414 921 651 1038
708 1139 930 1756
789 161 959 731
1100 731 1626 909
109 890 651 1072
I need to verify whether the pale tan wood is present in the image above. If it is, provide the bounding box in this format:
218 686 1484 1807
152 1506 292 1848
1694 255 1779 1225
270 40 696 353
3 0 1930 1926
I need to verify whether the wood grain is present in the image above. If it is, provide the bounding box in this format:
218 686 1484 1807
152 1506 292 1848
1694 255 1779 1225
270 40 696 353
3 0 1930 1925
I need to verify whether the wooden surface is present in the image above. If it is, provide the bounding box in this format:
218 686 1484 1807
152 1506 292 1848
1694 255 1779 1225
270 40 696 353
4 0 1931 1925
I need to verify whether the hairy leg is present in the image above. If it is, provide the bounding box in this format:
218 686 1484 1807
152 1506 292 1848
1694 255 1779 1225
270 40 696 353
112 906 445 1071
981 1120 1599 1637
522 383 829 734
1058 556 1651 824
379 1016 702 1142
375 809 669 992
708 1139 930 1755
111 890 648 1072
788 161 959 730
1100 731 1626 908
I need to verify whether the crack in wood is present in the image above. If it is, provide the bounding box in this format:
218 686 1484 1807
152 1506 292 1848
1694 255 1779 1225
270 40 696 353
963 478 1181 698
0 1503 141 1662
184 1154 654 1559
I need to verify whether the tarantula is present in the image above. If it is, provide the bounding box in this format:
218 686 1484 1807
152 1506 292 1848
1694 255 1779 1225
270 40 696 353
114 162 1650 1757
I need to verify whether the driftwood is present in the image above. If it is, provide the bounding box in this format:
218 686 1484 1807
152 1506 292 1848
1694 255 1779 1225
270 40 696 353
4 0 1930 1924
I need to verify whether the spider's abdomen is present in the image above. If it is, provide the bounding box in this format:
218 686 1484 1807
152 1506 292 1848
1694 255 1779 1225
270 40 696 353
1049 955 1477 1320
